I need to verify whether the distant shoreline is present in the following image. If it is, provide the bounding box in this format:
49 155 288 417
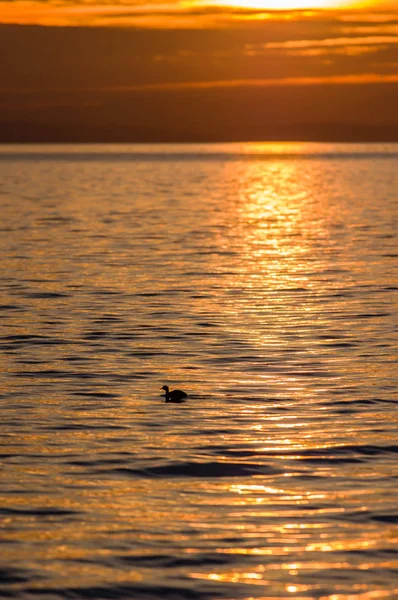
1 136 397 144
1 125 398 144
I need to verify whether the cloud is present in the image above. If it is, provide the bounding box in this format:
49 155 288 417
0 1 397 27
244 34 398 58
267 35 398 47
1 6 398 92
73 72 398 89
240 25 398 62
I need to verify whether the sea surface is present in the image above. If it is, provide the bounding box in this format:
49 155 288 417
0 143 397 600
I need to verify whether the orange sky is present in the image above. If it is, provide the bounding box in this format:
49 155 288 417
0 0 397 141
0 0 397 27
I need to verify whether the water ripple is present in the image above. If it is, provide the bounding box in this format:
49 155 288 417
0 143 397 600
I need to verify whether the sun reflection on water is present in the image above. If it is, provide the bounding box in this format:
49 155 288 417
220 151 337 291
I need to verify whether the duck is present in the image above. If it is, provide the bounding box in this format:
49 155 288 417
161 385 187 403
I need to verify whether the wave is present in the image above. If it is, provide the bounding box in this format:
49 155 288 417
1 149 398 164
0 507 80 516
102 461 280 479
196 444 398 462
11 583 220 600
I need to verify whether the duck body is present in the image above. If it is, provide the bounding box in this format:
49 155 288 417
161 385 187 403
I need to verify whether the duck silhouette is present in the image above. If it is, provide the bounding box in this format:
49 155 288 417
161 385 187 403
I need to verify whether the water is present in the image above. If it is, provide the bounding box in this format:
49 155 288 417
0 143 397 599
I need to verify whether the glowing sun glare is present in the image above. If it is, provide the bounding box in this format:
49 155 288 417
210 0 366 8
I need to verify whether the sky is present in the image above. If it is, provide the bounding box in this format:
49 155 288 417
1 0 398 141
